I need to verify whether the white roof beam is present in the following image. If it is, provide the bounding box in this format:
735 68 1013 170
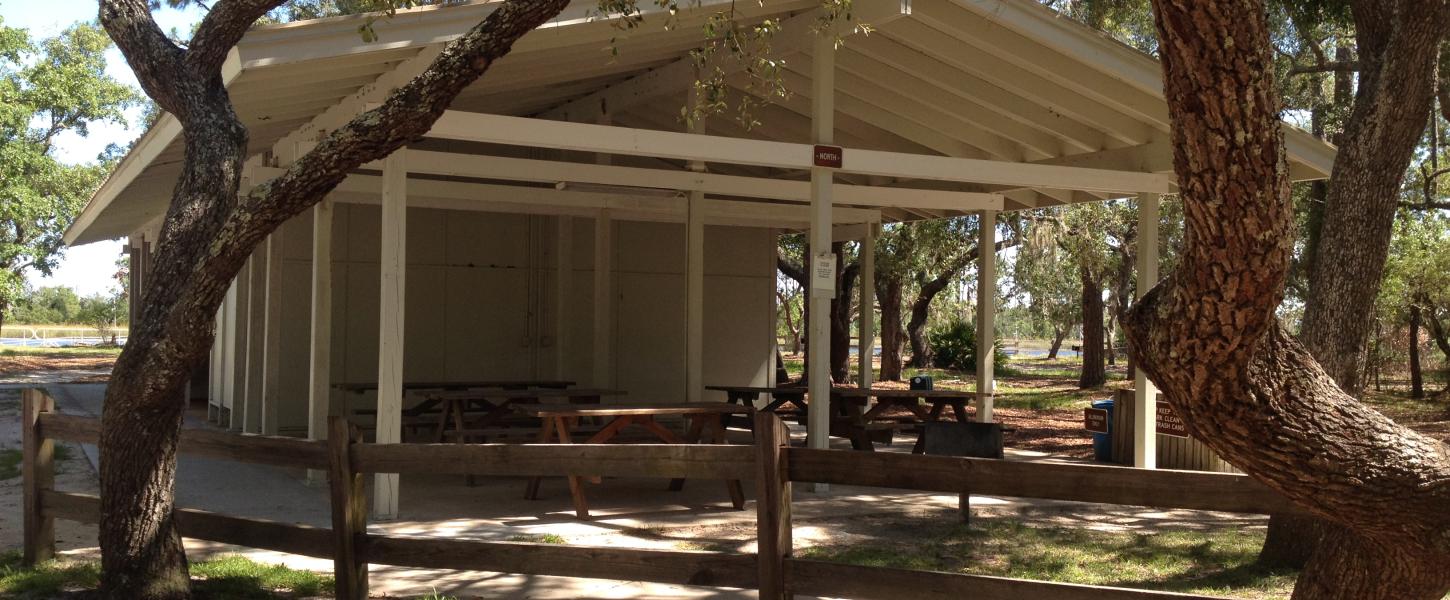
371 150 1005 212
720 73 946 157
537 2 909 122
883 18 1155 145
848 34 1110 154
423 110 1174 193
913 0 1169 128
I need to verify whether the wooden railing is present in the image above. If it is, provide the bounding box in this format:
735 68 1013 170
20 389 1296 600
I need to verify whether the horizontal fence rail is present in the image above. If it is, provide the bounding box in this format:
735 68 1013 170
785 446 1304 515
352 443 754 479
22 392 1279 600
41 490 334 559
785 559 1229 600
38 412 329 470
364 536 757 589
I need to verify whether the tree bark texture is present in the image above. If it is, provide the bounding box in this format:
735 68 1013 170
829 243 858 383
1047 326 1066 360
1130 2 1450 599
877 274 905 381
1079 268 1105 388
1410 302 1424 399
95 0 572 597
1297 0 1449 398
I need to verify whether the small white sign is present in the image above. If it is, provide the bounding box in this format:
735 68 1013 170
811 253 836 297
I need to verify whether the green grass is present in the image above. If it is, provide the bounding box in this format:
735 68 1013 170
507 533 567 544
798 518 1295 599
0 552 332 599
0 346 124 358
0 446 73 480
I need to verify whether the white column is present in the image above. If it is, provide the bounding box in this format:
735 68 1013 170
225 277 245 431
975 211 997 423
593 210 614 389
685 103 706 403
375 151 407 519
857 224 876 388
244 250 266 434
807 32 836 451
1133 193 1161 469
261 232 283 436
555 216 573 379
307 200 334 482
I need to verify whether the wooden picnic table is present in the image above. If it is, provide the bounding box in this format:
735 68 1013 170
513 402 750 519
830 388 976 453
424 388 624 443
336 380 575 418
705 385 808 427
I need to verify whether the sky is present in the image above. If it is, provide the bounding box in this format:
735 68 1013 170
3 0 203 296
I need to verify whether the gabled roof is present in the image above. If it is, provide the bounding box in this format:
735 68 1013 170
67 0 1335 245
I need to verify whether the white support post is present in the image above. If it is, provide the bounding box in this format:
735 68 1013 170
975 210 997 423
555 216 573 379
593 210 614 389
807 31 836 453
226 277 244 431
261 232 283 436
685 96 705 404
307 199 334 483
244 250 266 434
858 224 876 388
1133 193 1161 469
375 151 407 519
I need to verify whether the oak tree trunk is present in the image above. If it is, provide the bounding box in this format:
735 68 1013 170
1079 268 1105 388
1131 3 1450 600
1266 0 1450 571
1411 302 1424 399
1047 326 1067 360
829 243 857 383
877 275 905 381
95 1 573 596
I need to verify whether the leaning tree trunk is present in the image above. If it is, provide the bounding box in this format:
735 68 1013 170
877 275 905 381
1130 3 1450 600
1410 302 1425 399
1078 268 1105 388
95 1 573 597
1265 0 1449 571
905 293 934 367
1047 326 1067 360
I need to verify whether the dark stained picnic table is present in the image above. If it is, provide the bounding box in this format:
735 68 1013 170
424 387 626 443
513 402 750 519
336 380 575 418
705 385 808 427
830 387 977 453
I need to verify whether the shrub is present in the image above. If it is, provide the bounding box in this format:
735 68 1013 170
928 318 1011 375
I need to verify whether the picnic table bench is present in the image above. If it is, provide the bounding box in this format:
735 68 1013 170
513 402 750 519
424 388 624 443
334 380 575 417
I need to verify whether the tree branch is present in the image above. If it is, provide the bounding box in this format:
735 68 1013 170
186 0 289 77
98 0 185 114
1287 60 1360 76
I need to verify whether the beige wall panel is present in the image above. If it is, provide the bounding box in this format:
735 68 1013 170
703 274 772 389
279 260 313 431
404 265 449 382
443 267 534 379
445 210 530 267
616 221 685 274
342 261 381 383
704 225 771 277
408 208 447 265
615 271 686 403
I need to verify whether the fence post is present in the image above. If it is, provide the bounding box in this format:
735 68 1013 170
328 417 368 599
22 388 55 566
755 412 792 599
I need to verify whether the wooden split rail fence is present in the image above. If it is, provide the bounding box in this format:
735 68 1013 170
20 389 1300 599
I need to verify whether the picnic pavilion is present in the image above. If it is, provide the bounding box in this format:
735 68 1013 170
62 0 1336 518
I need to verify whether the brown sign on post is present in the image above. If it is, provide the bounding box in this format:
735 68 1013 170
1156 403 1189 438
1083 407 1109 433
813 145 843 168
